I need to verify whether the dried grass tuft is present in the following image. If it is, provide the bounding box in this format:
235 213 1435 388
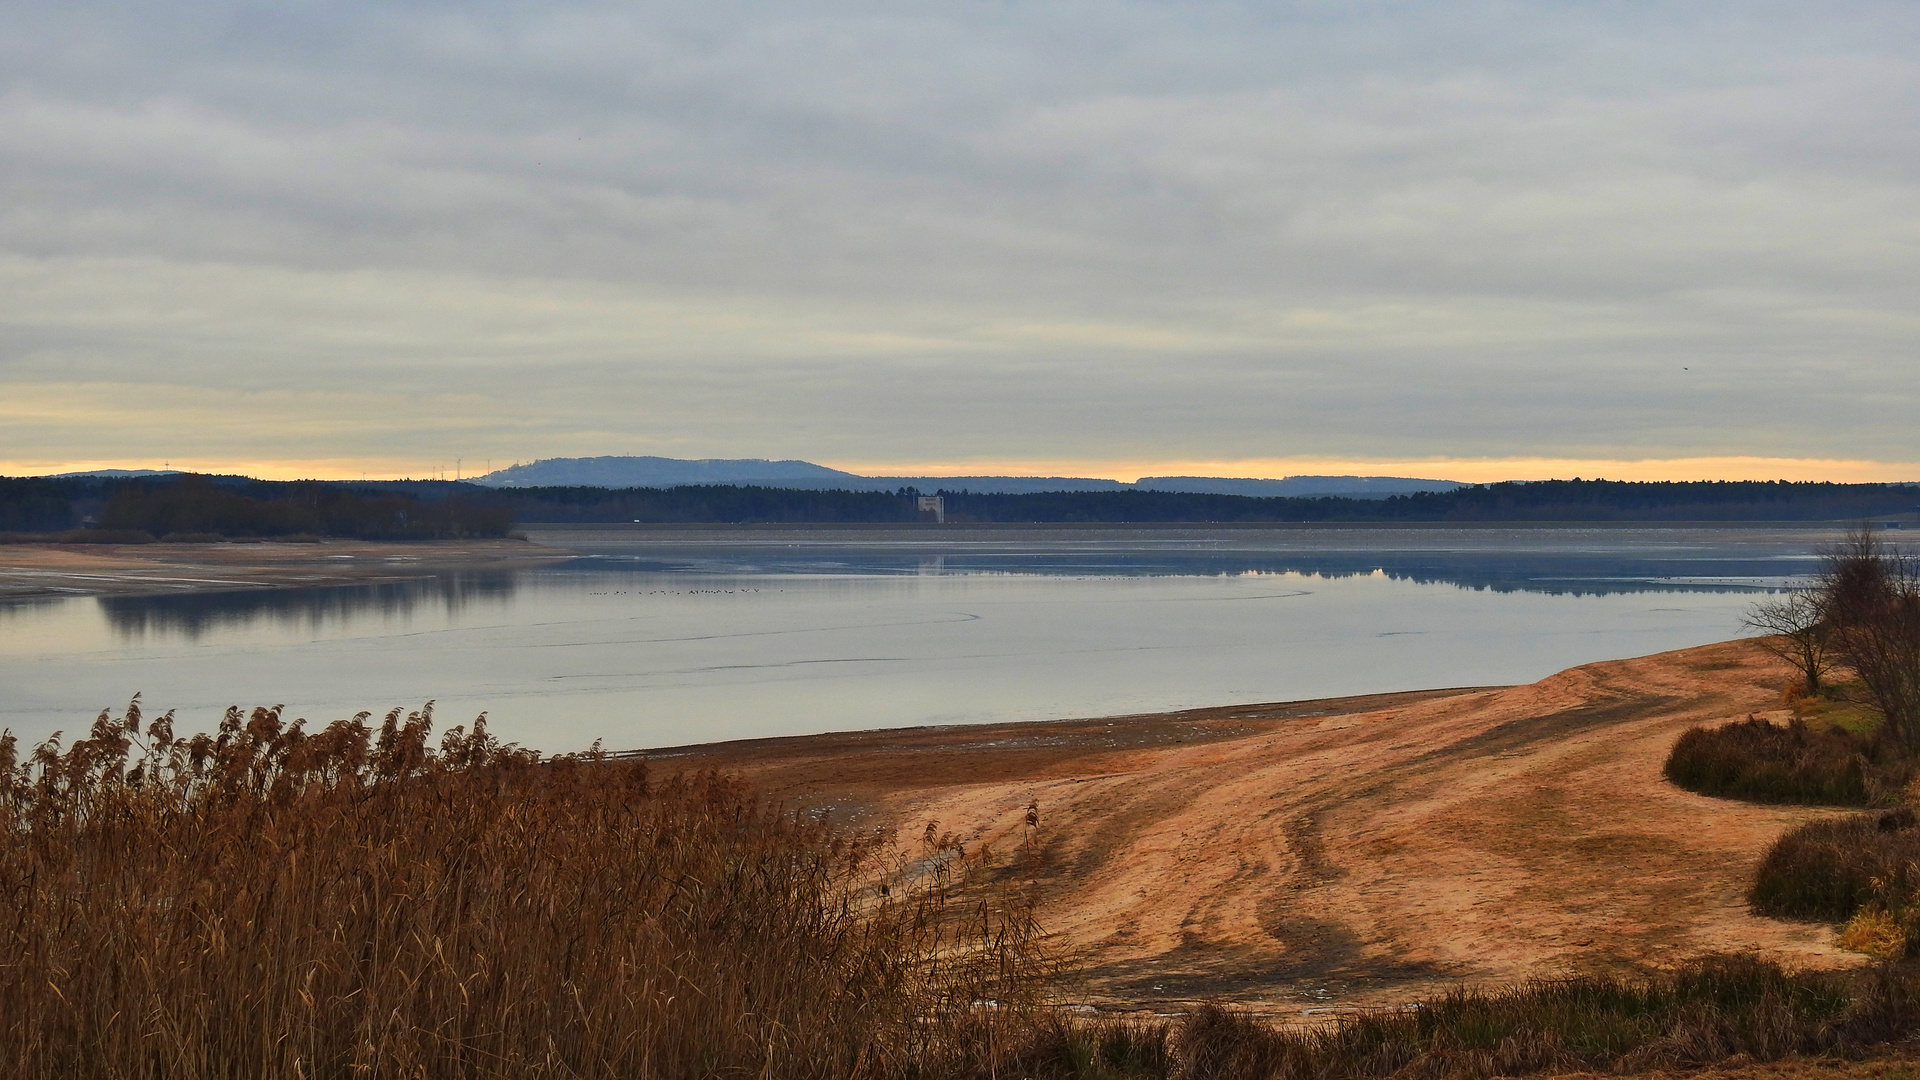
1837 909 1908 960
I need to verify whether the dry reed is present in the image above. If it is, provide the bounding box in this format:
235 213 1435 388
0 700 1047 1079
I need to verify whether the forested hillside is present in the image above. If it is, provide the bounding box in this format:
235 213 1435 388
0 474 510 540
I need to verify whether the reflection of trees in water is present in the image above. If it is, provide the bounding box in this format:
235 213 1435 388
1213 553 1789 595
102 572 519 640
92 549 1790 643
0 597 66 620
595 550 1794 595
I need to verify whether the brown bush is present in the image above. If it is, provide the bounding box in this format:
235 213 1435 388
1664 716 1912 806
1749 810 1920 929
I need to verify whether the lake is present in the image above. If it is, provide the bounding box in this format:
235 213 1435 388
0 524 1847 752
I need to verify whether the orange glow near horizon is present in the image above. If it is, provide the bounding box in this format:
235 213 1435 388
0 458 493 482
820 456 1920 485
6 455 1920 485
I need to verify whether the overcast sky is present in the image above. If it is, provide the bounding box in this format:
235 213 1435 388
2 1 1917 481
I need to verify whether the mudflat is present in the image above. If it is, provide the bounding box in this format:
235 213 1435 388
0 539 571 600
651 638 1858 1016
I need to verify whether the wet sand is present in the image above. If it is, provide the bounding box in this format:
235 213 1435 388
651 638 1858 1015
0 539 571 600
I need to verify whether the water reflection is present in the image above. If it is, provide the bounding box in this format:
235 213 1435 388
86 529 1820 644
101 571 520 640
0 596 66 617
565 549 1800 596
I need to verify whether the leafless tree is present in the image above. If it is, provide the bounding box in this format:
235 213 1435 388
1818 526 1920 751
1742 588 1833 696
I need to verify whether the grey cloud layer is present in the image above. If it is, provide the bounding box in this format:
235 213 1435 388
3 1 1917 467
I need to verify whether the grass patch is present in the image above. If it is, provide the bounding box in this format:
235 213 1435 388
1819 701 1888 736
1788 680 1885 736
1012 957 1914 1080
1664 715 1913 806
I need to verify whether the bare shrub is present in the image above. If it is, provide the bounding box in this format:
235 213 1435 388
1819 527 1920 751
1744 588 1835 695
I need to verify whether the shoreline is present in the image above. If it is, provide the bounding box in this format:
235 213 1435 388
621 685 1507 797
0 538 575 601
637 638 1856 1012
532 519 1867 529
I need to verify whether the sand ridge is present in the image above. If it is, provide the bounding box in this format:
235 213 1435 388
666 639 1860 1013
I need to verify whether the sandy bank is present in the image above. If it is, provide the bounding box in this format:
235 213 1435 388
653 638 1858 1015
0 538 572 600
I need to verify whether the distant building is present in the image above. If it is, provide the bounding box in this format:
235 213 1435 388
916 495 946 523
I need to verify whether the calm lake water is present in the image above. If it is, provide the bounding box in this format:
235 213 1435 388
0 525 1851 753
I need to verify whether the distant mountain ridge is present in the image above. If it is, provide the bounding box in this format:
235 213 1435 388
475 456 1465 498
48 469 184 479
479 456 856 489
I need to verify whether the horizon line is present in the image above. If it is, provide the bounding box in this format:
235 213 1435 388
6 455 1920 486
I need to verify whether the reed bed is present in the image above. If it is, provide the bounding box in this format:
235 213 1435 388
0 700 1047 1079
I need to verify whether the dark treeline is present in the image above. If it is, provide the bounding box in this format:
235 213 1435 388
493 483 917 523
489 478 1917 523
3 475 1918 533
0 474 511 540
0 477 73 532
1367 479 1920 522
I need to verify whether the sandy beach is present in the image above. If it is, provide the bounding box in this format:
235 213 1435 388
0 538 573 601
651 637 1856 1016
